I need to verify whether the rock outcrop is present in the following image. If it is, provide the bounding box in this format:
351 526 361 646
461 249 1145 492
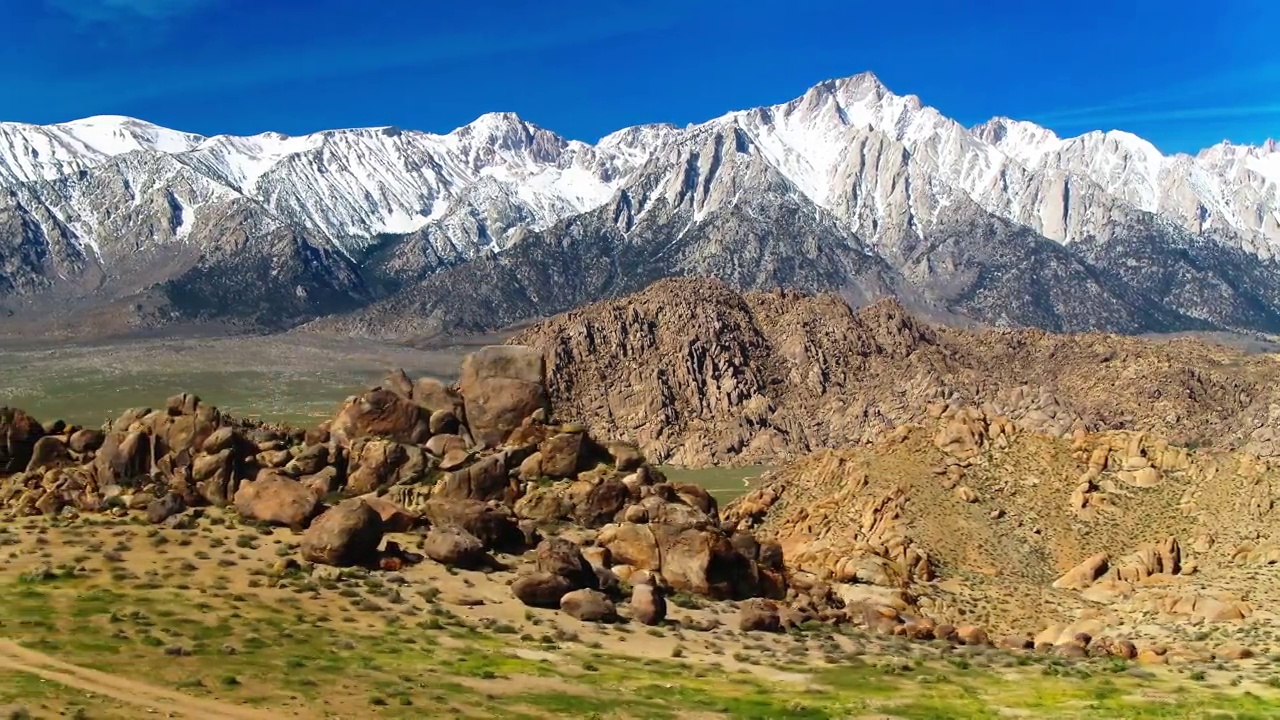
512 278 1280 466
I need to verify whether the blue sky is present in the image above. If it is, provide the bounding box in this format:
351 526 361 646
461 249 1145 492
1 0 1276 153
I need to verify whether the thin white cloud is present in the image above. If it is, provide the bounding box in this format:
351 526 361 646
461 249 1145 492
45 0 217 22
1031 63 1280 126
1044 104 1280 129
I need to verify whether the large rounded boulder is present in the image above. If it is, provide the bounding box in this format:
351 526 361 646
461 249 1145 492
301 498 385 566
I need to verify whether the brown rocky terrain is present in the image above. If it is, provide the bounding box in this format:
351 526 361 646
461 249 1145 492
511 277 1280 466
725 405 1280 661
7 342 1280 718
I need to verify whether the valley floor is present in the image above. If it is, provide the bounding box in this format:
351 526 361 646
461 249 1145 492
0 333 498 428
3 513 1279 720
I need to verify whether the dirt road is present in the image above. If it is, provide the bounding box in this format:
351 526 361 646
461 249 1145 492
0 640 283 719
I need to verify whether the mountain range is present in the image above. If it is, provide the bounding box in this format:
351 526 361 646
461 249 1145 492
2 72 1278 339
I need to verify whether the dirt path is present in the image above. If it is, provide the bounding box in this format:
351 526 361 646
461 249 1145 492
0 640 283 719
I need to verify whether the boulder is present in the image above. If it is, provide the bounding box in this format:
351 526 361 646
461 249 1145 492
234 473 318 528
652 523 740 598
420 498 525 552
426 433 467 458
1053 552 1109 590
284 444 329 477
573 479 630 528
435 452 511 502
738 599 782 632
540 432 586 478
422 527 487 569
302 466 341 500
1 408 45 473
956 625 989 646
630 583 666 625
516 452 544 482
145 493 186 525
68 428 105 454
301 499 385 567
25 436 69 473
192 448 237 505
429 409 460 436
357 494 420 532
201 427 238 455
598 523 660 571
330 389 430 447
671 483 717 517
513 484 568 524
458 346 549 448
560 589 617 622
604 441 644 472
536 537 597 589
512 572 576 608
412 377 464 416
93 431 150 485
383 369 415 398
346 440 409 495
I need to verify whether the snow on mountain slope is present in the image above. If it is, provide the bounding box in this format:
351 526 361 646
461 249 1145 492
1 71 1278 271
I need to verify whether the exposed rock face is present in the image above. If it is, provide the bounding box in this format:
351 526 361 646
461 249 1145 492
726 405 1280 644
513 277 1280 465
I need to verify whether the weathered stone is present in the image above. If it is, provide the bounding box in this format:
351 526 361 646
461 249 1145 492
604 441 644 472
420 499 525 552
516 452 543 481
435 452 511 502
560 589 617 622
301 499 384 567
630 583 666 625
536 537 596 589
330 389 430 447
145 493 186 525
202 427 237 455
429 409 459 436
412 377 464 415
192 448 237 505
284 444 329 477
738 599 782 632
358 494 420 533
346 439 409 495
512 572 576 608
25 436 69 473
458 346 549 448
574 479 630 528
597 523 660 571
383 369 415 398
68 428 105 454
540 432 586 478
234 473 318 528
422 527 487 569
93 431 150 485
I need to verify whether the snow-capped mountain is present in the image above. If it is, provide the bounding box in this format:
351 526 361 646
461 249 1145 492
2 71 1280 338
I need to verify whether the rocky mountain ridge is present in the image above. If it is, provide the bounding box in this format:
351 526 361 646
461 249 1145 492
3 73 1280 336
510 277 1280 466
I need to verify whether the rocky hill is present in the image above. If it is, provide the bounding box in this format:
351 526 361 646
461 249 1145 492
511 277 1280 466
725 407 1280 657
